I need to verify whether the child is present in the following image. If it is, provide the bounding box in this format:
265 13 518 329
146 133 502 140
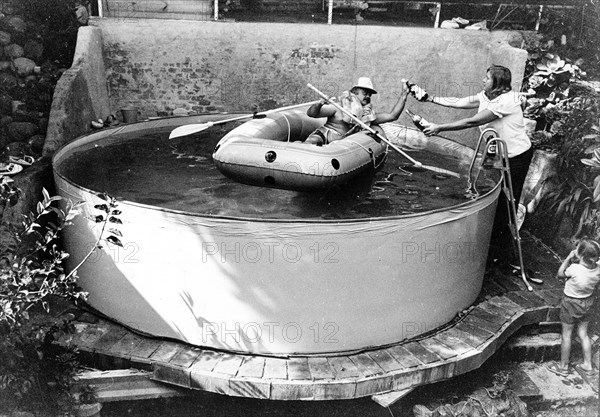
547 238 600 377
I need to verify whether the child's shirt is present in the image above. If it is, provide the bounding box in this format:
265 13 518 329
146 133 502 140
564 263 600 298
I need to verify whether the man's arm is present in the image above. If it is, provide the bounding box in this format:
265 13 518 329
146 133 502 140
372 83 409 124
307 100 337 118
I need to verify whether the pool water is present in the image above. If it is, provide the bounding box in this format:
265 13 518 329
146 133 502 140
58 126 496 220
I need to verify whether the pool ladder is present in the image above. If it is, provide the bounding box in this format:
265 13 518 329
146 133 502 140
467 128 541 291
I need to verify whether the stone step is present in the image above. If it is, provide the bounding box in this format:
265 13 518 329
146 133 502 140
511 362 598 409
501 329 600 365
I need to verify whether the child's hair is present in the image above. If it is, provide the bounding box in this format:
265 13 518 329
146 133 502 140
576 238 600 265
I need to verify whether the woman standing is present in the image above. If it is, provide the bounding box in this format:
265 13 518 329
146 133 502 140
418 66 534 272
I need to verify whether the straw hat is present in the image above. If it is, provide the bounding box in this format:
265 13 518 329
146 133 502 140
352 77 378 94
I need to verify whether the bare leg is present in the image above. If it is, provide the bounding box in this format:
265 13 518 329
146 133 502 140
576 321 593 371
560 322 574 370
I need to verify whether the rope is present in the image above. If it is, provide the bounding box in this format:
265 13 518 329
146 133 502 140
282 114 292 142
344 139 377 169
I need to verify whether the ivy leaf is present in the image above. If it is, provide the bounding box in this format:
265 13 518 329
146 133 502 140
106 235 123 247
108 216 122 224
94 215 104 223
108 228 122 237
111 210 122 215
94 204 109 213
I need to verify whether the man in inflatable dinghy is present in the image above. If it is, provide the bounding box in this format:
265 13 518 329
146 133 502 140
305 77 409 146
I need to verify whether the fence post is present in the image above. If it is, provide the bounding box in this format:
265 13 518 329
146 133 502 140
328 0 333 24
434 3 441 28
214 0 219 20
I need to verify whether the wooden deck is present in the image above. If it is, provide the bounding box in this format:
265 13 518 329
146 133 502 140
55 230 564 401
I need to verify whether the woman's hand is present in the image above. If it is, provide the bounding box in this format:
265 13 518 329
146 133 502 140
423 123 441 136
567 250 579 262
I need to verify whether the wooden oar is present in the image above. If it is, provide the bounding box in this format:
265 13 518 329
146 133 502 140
168 100 319 139
307 84 460 178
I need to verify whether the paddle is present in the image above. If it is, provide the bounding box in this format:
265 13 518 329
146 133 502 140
168 100 320 139
306 84 460 178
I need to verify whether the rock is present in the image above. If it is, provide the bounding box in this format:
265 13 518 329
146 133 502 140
0 60 12 71
6 140 27 154
0 115 12 127
0 30 10 45
0 93 12 114
0 72 17 89
75 4 90 26
13 56 36 77
6 121 38 142
7 16 27 33
172 107 189 116
28 134 45 155
23 39 43 61
4 43 24 59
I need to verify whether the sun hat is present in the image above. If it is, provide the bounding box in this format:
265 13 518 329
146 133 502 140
352 77 377 95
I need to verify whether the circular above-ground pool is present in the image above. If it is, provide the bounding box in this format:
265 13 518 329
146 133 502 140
53 111 501 356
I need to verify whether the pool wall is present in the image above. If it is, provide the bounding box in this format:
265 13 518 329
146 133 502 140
43 19 527 155
53 119 500 355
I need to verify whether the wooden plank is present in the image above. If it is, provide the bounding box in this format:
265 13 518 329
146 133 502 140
153 362 191 388
371 387 414 407
418 338 458 360
469 307 507 328
515 289 548 307
327 356 361 379
109 332 143 356
504 291 538 309
212 353 244 377
189 351 225 392
170 347 202 368
129 338 162 369
477 300 514 322
486 295 524 314
348 353 384 377
189 350 222 374
149 341 183 364
386 345 422 369
73 369 188 402
92 324 129 353
287 357 311 380
263 357 287 380
433 331 477 354
449 321 494 347
236 356 265 379
368 349 403 373
402 341 440 364
535 289 562 306
307 357 335 380
462 311 504 334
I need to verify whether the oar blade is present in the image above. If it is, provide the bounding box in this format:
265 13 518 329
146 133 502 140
168 123 210 139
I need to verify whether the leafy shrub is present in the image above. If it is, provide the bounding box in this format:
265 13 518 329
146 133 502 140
0 178 86 415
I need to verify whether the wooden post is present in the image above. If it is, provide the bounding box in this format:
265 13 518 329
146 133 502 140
214 0 219 20
535 5 543 32
328 0 333 25
97 0 103 17
433 2 441 28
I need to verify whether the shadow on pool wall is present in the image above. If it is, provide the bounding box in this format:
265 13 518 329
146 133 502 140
43 18 527 155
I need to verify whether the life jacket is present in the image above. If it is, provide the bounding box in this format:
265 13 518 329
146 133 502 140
338 91 376 127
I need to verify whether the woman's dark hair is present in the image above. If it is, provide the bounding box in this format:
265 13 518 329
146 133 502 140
485 65 512 99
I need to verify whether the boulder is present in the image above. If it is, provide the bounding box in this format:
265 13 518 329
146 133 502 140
28 134 45 155
0 60 12 71
13 56 36 77
0 93 12 114
0 115 12 127
0 30 10 45
6 121 38 142
0 72 17 89
7 16 27 33
4 43 23 59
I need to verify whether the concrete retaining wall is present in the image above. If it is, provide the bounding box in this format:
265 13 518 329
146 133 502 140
46 19 527 154
43 26 110 156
